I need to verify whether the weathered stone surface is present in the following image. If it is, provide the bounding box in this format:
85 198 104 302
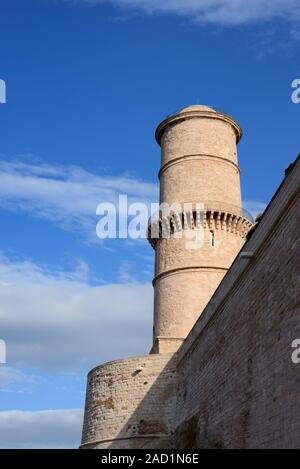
81 106 300 449
81 354 177 449
174 155 300 448
151 105 251 352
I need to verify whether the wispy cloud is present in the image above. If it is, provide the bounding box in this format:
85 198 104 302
243 200 267 220
0 159 266 235
0 254 91 285
0 159 158 241
0 409 83 448
68 0 300 31
0 367 31 391
0 254 152 370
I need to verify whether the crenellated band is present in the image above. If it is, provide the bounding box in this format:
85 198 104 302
147 209 253 249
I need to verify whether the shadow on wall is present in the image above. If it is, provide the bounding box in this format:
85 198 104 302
80 352 178 449
81 155 300 450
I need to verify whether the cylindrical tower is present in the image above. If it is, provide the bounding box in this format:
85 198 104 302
148 105 253 354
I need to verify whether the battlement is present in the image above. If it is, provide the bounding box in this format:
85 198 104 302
147 206 253 249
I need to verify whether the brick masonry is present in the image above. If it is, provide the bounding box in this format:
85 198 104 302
81 353 177 449
150 105 252 353
174 154 300 448
80 105 300 449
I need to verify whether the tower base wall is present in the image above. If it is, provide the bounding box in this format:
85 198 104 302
80 353 177 449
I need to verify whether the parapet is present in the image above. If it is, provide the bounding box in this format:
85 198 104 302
155 105 243 146
80 353 177 449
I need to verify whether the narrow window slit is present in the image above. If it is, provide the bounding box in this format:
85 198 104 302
210 230 215 247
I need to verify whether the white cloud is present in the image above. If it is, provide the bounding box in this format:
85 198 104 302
0 254 153 370
0 159 158 241
0 367 30 390
243 200 267 220
0 409 83 448
0 254 91 285
0 159 266 241
0 160 265 371
73 0 300 28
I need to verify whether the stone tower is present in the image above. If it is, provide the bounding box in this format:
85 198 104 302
80 105 253 449
149 105 253 354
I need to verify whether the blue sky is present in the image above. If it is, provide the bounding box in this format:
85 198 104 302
0 0 299 448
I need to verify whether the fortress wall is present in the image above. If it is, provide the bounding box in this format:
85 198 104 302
174 158 300 448
80 353 177 449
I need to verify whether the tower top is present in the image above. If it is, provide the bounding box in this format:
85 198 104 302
155 103 242 146
179 104 216 113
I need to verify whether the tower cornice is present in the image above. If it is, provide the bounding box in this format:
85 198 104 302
147 206 253 249
158 152 241 179
155 109 243 146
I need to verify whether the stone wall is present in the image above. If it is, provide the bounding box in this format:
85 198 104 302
80 353 177 449
81 156 300 449
153 224 247 345
151 105 251 353
174 156 300 448
159 110 242 208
